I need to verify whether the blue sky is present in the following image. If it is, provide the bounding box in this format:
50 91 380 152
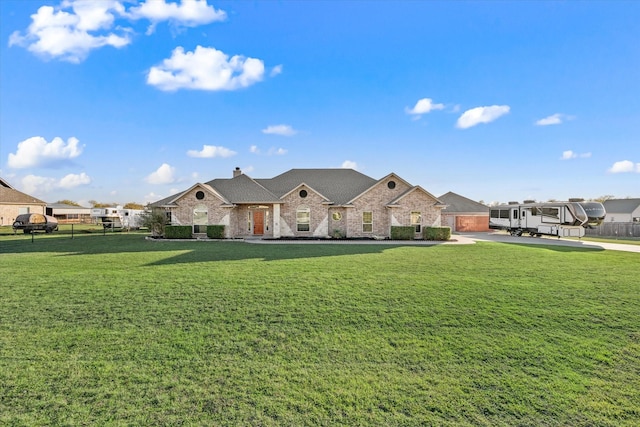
1 0 638 206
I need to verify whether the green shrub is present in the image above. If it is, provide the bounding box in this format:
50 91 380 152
164 225 192 239
423 226 451 241
206 225 225 239
390 226 415 240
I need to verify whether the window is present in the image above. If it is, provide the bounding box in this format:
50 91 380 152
362 211 373 233
332 211 342 221
193 205 208 233
195 191 205 200
541 207 560 223
387 181 396 189
512 210 518 220
297 206 310 231
411 211 421 233
299 189 308 198
18 207 30 214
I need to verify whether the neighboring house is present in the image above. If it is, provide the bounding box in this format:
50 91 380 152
602 199 640 223
438 191 490 232
586 198 640 238
150 168 446 239
0 177 47 226
48 203 93 224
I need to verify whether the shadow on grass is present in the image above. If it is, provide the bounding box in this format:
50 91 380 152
0 232 421 264
0 232 608 266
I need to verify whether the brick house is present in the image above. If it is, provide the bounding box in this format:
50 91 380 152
439 191 490 232
0 177 47 226
150 168 446 239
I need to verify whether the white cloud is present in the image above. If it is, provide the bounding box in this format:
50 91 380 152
187 145 236 158
249 145 287 156
562 150 591 160
21 175 57 194
144 192 163 203
9 2 131 63
536 113 575 126
145 163 176 184
608 160 640 173
269 147 287 156
270 64 283 77
147 45 265 91
406 98 445 116
9 1 228 62
20 172 91 194
262 124 297 136
129 0 226 32
8 136 84 169
456 105 510 129
58 172 91 188
341 160 359 170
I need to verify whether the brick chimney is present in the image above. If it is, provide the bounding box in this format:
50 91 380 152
233 167 242 177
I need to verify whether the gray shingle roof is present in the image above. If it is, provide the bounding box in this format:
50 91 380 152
438 191 489 213
603 198 640 214
206 174 280 203
257 169 377 205
151 169 412 207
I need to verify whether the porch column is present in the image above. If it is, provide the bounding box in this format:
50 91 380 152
273 204 281 238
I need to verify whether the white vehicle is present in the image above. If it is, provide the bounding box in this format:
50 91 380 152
489 201 606 238
91 206 144 229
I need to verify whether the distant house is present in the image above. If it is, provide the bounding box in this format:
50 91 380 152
438 191 490 232
48 203 93 224
603 199 640 223
0 177 47 226
150 168 446 239
585 198 640 238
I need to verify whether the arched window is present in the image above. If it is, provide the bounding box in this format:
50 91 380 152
296 206 310 232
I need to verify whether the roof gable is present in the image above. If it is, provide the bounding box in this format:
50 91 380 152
388 185 444 206
171 183 229 205
280 182 330 203
346 172 404 204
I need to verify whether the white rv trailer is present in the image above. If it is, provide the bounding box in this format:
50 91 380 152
90 206 144 229
489 201 606 237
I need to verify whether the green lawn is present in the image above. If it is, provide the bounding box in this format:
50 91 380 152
1 233 638 426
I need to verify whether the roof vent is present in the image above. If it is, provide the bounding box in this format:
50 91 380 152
568 198 584 202
523 199 536 204
233 167 242 177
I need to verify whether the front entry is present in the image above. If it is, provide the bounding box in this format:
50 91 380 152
253 210 264 235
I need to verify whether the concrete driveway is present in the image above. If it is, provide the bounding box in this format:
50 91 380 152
459 232 640 253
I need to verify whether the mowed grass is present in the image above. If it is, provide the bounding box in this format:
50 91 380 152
0 234 638 426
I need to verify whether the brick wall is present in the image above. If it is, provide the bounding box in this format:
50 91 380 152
279 185 329 237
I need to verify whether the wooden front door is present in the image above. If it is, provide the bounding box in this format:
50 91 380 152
253 211 264 235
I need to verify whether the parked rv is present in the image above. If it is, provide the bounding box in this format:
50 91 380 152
489 201 606 238
12 213 59 234
91 206 144 229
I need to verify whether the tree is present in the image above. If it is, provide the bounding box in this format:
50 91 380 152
123 202 144 210
90 200 117 208
140 208 168 237
56 199 80 206
593 195 615 203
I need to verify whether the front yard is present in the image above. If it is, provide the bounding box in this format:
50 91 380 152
1 233 638 425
